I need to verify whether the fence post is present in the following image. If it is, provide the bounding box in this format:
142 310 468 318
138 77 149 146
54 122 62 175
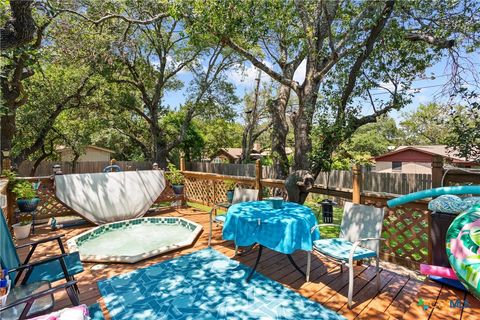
352 164 362 204
6 184 15 229
255 160 262 200
431 155 443 188
180 156 186 172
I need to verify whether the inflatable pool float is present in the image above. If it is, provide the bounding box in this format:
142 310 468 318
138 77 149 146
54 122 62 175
446 204 480 299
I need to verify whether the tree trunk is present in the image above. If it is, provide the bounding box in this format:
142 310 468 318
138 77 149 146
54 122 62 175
268 83 290 179
1 113 16 155
71 153 80 173
240 70 262 163
30 150 49 176
0 1 36 51
291 78 319 171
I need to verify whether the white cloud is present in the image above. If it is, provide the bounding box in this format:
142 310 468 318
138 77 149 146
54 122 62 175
227 62 273 87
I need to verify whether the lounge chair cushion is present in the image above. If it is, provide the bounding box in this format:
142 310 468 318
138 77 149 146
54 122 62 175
0 281 53 320
25 252 83 285
28 304 90 320
313 238 377 261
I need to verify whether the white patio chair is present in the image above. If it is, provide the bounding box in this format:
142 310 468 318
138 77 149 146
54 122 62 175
208 188 259 254
309 202 385 308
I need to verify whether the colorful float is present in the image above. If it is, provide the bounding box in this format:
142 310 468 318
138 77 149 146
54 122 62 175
388 186 480 299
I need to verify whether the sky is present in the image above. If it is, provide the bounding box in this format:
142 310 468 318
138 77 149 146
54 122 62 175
164 51 479 124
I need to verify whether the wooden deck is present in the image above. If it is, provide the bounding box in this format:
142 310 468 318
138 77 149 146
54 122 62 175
16 207 479 320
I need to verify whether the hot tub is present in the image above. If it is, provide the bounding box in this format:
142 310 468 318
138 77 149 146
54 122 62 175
67 217 203 263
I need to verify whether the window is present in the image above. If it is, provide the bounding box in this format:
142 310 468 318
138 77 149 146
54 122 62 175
392 161 402 171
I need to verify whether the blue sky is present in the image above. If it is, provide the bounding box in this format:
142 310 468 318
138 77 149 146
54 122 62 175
164 52 479 124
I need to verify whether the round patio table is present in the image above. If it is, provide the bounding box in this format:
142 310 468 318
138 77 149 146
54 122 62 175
222 200 320 281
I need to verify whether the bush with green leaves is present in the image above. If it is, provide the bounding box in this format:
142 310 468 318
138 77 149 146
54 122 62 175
12 180 37 200
2 170 37 200
166 163 184 185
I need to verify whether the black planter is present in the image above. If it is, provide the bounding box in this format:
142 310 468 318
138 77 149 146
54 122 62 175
17 198 40 212
172 184 184 195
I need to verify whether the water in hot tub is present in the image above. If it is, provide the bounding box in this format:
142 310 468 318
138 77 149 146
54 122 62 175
78 223 193 257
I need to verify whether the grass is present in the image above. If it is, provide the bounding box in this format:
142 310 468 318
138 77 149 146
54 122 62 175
305 201 343 239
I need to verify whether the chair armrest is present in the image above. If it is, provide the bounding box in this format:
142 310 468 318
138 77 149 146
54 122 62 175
355 237 386 243
16 234 65 249
310 223 340 234
209 203 230 218
0 280 77 312
9 253 68 273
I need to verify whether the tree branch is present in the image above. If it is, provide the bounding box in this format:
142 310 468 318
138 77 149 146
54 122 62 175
222 37 300 92
404 32 455 48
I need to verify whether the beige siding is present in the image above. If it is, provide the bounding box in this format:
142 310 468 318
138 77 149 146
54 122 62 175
374 161 431 174
60 147 111 162
402 162 431 174
375 161 392 173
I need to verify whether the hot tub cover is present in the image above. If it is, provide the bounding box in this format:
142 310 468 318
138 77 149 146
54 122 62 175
55 170 165 225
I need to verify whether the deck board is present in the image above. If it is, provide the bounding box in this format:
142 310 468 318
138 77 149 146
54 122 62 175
15 207 480 320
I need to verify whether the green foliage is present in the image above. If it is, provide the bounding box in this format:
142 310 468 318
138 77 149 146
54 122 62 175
399 103 451 145
224 180 236 191
2 170 37 199
18 213 32 226
166 163 184 185
444 89 480 161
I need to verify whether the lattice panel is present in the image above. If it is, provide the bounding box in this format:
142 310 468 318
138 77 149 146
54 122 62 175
22 178 73 220
185 176 214 204
184 175 255 206
381 206 429 265
155 182 183 203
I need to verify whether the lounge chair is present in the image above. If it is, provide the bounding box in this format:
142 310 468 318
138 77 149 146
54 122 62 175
0 277 79 319
310 202 385 308
0 208 83 291
208 188 259 252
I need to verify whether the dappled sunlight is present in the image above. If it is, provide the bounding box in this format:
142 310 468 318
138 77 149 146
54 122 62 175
97 248 344 319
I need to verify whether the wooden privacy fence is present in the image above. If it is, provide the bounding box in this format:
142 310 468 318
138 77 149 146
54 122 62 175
17 161 154 177
186 161 278 179
188 161 432 195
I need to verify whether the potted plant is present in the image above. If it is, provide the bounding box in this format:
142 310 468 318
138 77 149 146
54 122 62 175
13 180 40 212
3 170 40 212
12 214 32 240
224 180 236 203
166 163 184 195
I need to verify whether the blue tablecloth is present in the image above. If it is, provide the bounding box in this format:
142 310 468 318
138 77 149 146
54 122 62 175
222 201 320 254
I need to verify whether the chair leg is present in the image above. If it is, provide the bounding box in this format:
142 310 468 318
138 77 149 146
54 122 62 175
348 263 354 308
376 256 380 291
66 285 80 306
208 210 213 247
234 245 238 256
306 251 311 282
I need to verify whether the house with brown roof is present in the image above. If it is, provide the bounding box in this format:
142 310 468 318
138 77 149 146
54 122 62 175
211 148 262 163
373 145 477 174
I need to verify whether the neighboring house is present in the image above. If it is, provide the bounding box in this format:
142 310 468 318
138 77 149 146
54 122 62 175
374 145 476 174
57 145 115 162
211 148 262 163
